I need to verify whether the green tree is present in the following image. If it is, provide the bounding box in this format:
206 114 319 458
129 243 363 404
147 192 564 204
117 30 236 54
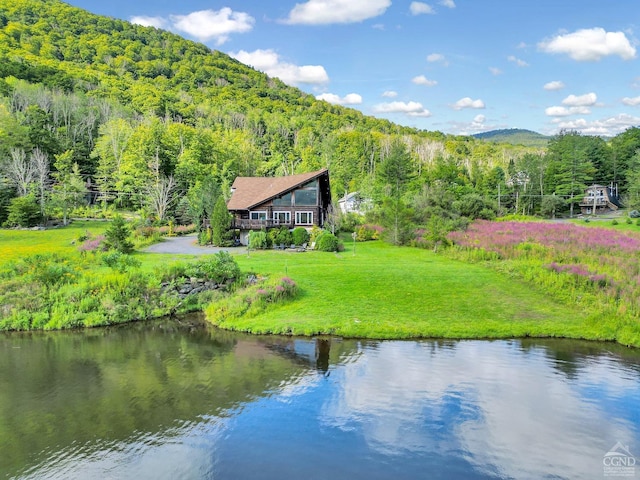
624 150 640 210
3 194 41 227
104 215 134 253
210 196 232 247
540 195 565 219
376 139 415 245
547 131 595 218
187 176 220 234
50 150 86 225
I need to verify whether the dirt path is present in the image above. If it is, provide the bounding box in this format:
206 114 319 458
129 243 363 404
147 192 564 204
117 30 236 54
143 235 245 255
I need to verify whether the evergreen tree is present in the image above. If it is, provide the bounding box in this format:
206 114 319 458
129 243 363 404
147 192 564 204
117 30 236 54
376 139 415 245
105 215 134 253
210 196 231 247
547 131 595 217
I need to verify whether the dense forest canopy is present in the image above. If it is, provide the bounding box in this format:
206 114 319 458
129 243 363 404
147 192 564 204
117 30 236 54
1 0 640 234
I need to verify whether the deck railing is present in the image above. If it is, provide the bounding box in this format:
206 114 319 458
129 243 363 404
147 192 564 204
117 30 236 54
231 219 294 229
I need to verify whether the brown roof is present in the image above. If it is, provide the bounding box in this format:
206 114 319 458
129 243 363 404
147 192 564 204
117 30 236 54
227 169 328 210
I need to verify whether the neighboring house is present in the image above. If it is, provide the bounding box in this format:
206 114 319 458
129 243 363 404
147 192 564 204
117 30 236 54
578 184 623 215
227 169 331 245
338 191 369 214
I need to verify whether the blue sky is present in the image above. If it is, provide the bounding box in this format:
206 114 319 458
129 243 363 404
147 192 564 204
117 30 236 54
65 0 640 137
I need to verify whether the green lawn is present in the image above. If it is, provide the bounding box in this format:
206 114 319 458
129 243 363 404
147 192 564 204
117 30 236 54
213 240 602 341
0 222 628 345
0 220 108 264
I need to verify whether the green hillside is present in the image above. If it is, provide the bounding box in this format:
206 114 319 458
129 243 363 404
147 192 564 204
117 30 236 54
0 0 538 199
1 0 640 226
473 129 550 147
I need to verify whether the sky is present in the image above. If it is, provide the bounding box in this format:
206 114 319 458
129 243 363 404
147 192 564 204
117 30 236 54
64 0 640 137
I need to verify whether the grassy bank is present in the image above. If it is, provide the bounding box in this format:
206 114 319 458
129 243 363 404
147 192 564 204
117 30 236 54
0 220 239 330
2 220 639 347
206 240 626 344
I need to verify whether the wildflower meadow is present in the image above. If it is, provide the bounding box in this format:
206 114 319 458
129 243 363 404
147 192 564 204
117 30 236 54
448 220 640 346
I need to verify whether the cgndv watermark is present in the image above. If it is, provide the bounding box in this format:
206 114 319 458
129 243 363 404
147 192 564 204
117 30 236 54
603 442 636 478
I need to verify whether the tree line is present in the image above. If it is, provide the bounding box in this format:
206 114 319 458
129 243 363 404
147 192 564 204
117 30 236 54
1 0 640 244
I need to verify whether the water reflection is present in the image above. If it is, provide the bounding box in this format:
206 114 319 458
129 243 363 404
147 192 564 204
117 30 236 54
1 319 639 480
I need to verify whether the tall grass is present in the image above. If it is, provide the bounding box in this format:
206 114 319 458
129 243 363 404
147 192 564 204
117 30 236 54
447 220 640 346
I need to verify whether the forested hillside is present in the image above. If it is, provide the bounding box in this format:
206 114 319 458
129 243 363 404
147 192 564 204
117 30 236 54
1 0 640 240
473 129 551 148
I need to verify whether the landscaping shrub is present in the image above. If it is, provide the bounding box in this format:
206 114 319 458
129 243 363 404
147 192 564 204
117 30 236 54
292 227 310 246
249 230 269 249
186 251 240 284
315 231 339 252
269 226 292 246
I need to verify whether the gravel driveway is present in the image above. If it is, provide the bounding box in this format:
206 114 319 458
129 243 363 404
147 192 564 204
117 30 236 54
143 235 245 255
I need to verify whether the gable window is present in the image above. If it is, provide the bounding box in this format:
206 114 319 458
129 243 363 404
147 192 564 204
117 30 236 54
273 192 292 206
294 181 317 206
273 211 291 224
295 211 313 225
250 211 267 220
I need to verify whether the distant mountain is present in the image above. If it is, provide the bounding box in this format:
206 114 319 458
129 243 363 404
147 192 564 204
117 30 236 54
473 129 550 147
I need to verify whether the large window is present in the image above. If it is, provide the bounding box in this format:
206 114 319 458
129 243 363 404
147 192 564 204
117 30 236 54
250 211 267 220
295 211 313 225
273 211 291 224
294 181 317 206
273 192 292 206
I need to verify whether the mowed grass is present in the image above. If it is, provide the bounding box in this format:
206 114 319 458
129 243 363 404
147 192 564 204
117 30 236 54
0 220 108 265
216 240 601 341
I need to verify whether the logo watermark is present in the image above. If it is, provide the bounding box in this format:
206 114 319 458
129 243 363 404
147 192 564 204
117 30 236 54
604 442 636 478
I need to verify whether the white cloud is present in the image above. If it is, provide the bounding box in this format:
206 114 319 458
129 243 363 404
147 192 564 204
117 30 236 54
544 81 565 91
562 92 597 107
545 106 591 117
322 341 634 480
489 67 503 76
316 93 363 105
440 0 456 8
382 90 398 98
622 96 640 106
507 55 529 67
230 49 329 86
130 16 167 29
284 0 391 25
427 53 447 64
410 2 435 15
170 8 254 45
373 101 432 117
412 75 437 86
538 27 636 61
552 113 640 136
452 97 485 110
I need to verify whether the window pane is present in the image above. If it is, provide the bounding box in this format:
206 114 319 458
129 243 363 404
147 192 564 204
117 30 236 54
295 188 317 206
273 192 292 206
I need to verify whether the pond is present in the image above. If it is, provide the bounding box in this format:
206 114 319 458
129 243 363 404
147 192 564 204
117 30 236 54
1 315 639 480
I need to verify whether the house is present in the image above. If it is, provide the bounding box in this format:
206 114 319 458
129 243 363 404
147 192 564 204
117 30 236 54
578 184 623 215
338 191 370 214
227 169 331 245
